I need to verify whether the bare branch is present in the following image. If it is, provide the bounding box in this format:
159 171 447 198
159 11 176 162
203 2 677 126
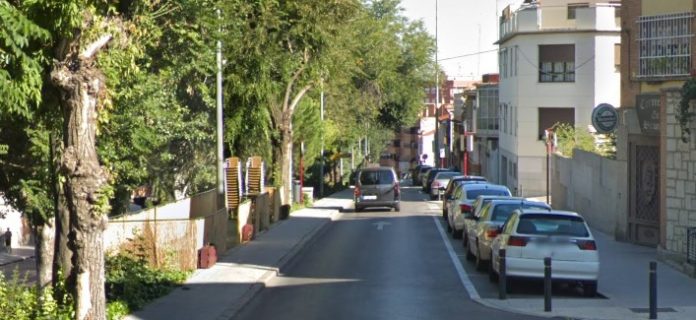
79 35 112 60
282 65 306 112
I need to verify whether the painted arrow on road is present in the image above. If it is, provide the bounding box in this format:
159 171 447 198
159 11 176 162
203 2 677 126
373 221 391 231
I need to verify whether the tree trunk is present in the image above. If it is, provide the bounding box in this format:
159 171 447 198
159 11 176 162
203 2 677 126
279 122 293 206
36 219 55 289
51 58 109 320
51 133 74 290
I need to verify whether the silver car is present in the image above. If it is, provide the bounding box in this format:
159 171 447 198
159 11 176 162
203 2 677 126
466 199 551 271
354 167 400 212
447 183 511 239
429 171 462 200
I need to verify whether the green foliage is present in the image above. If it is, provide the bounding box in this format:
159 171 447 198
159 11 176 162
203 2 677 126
554 123 605 158
105 251 189 313
0 3 50 118
0 271 74 320
678 77 696 142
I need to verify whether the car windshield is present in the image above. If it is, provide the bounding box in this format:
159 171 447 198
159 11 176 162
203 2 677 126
467 189 510 199
516 214 589 237
491 204 548 222
359 170 394 185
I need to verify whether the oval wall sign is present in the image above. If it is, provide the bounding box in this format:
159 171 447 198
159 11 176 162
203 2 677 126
592 103 618 134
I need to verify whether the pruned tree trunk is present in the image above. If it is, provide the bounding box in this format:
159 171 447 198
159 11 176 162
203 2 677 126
279 121 293 205
51 133 74 291
36 219 55 289
51 55 110 320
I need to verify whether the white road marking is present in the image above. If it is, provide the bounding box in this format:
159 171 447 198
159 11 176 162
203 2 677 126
373 221 391 230
432 216 480 300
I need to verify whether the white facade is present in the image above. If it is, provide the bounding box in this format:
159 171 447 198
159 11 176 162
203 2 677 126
418 117 436 167
497 1 620 196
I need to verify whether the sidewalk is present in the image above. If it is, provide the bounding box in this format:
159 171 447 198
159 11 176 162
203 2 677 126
477 228 696 320
0 246 34 266
127 189 354 320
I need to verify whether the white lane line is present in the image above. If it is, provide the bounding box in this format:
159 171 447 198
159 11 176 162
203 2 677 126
432 216 481 300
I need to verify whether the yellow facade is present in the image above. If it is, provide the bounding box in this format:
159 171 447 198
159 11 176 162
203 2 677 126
642 0 692 15
641 81 686 93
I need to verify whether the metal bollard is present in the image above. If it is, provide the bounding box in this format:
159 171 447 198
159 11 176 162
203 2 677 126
544 257 552 312
498 249 507 300
649 261 657 319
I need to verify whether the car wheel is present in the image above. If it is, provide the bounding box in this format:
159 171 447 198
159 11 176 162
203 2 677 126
475 246 487 271
393 203 400 212
452 229 463 239
583 281 598 297
465 241 475 261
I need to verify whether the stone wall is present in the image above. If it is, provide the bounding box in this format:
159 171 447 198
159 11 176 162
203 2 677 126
661 89 696 259
551 149 628 238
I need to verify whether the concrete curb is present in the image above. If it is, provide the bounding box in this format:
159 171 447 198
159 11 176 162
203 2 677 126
216 208 343 320
0 254 34 267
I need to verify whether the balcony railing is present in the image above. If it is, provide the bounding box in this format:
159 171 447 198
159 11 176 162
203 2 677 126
637 12 695 79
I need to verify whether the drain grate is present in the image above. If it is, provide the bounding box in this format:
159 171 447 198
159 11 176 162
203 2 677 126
629 307 677 313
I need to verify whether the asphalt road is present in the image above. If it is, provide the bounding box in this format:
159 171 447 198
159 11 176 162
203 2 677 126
233 184 550 320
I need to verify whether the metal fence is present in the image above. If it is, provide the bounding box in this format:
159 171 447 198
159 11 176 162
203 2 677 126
687 227 696 265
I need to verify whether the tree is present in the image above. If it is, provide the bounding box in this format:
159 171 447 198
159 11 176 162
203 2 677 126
221 0 359 205
2 1 219 318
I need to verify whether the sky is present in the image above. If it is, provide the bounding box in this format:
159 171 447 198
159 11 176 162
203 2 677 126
399 0 520 81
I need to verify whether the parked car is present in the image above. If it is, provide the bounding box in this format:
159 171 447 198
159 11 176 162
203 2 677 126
460 195 522 245
446 183 511 239
466 199 551 271
429 171 463 200
441 176 488 221
422 168 455 193
489 209 599 296
412 164 432 186
354 167 400 212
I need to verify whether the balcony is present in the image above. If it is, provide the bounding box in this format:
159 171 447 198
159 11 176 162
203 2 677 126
499 3 620 43
636 12 695 80
476 117 499 138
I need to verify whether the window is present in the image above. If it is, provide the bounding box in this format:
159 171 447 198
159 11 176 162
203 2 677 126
538 107 574 140
637 12 694 78
393 140 401 147
567 3 589 20
539 44 575 82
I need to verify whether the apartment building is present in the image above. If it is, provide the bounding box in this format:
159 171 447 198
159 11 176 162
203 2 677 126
497 0 621 196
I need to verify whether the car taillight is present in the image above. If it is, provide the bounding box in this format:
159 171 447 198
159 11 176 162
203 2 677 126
576 240 597 250
507 236 528 247
459 204 472 213
354 187 361 197
485 227 499 239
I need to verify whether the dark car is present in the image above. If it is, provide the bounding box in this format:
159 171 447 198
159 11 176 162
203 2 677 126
354 167 400 212
422 168 456 193
413 164 432 186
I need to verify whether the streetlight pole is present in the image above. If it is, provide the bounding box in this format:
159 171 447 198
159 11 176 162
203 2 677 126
319 85 325 198
216 9 225 204
434 0 440 168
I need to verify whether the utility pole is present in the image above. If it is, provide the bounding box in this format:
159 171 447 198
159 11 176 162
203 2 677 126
216 9 225 204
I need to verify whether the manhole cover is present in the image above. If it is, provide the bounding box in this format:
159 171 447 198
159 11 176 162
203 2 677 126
629 307 676 313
